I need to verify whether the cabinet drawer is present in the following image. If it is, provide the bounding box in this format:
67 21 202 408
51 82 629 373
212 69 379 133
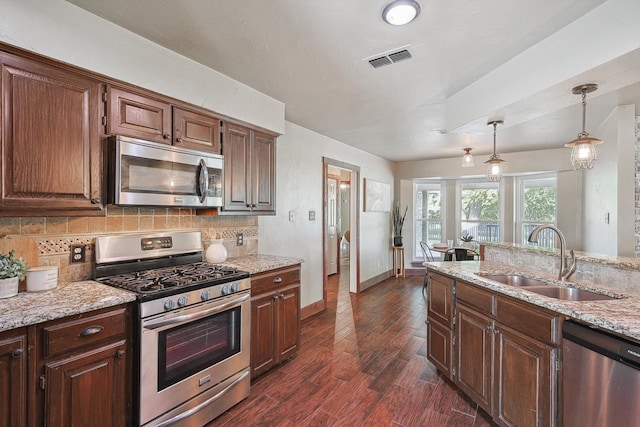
41 307 127 359
456 281 495 316
496 297 559 345
251 265 300 295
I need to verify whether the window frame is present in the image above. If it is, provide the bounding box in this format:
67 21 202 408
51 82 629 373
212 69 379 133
413 180 445 260
455 179 504 244
515 173 558 248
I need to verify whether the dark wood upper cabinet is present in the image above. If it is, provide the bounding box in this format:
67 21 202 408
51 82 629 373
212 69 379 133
222 122 276 214
173 107 221 153
0 52 103 216
107 85 172 144
108 85 221 153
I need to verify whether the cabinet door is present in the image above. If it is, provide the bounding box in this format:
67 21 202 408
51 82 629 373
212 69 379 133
0 329 27 427
277 284 300 360
426 319 452 379
0 53 103 215
251 292 277 377
427 272 454 326
250 130 276 213
44 341 128 427
455 304 493 413
495 326 555 427
107 85 172 144
223 122 251 211
173 107 221 153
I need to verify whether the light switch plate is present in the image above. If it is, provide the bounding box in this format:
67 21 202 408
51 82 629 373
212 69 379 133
289 210 296 222
309 210 316 221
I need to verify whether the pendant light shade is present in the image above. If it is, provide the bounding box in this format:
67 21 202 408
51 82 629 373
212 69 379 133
462 148 474 167
565 83 603 170
485 120 505 182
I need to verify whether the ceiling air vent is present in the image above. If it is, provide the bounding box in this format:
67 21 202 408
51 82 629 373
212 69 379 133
365 47 413 69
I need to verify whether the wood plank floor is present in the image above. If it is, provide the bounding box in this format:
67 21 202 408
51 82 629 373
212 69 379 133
208 265 497 427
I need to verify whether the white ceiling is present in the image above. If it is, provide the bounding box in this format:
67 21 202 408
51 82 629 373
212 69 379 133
66 0 640 162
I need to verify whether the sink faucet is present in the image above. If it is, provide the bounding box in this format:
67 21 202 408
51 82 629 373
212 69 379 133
527 225 577 281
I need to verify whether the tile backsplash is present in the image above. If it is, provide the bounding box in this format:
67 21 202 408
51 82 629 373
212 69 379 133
0 207 258 283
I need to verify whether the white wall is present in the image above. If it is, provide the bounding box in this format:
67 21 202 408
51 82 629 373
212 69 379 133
259 122 394 307
582 105 636 257
0 0 284 134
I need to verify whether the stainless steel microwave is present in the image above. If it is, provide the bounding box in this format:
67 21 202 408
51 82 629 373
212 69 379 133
108 135 223 207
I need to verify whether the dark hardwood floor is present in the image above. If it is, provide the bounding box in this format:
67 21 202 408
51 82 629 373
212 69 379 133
209 262 496 426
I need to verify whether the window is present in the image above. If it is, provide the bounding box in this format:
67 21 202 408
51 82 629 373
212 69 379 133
517 174 557 248
415 182 442 259
458 181 500 243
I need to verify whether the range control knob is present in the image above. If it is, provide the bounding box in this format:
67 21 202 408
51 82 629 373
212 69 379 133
163 299 175 311
177 296 188 307
221 285 231 296
231 283 240 293
201 290 211 301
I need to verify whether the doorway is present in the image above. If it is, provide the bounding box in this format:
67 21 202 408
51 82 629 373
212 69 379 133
323 157 360 308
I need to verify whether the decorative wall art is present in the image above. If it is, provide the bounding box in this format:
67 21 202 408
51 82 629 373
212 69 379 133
364 179 391 212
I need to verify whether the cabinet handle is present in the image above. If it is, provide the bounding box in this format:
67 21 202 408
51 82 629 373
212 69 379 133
272 295 279 301
163 133 171 140
486 324 493 332
11 348 23 358
78 325 103 337
90 198 101 204
117 350 125 359
176 137 183 143
273 277 282 284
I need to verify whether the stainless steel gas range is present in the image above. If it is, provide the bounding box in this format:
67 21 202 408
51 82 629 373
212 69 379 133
94 231 250 427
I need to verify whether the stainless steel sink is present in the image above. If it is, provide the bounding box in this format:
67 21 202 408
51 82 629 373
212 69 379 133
523 286 619 301
479 274 621 301
481 274 549 287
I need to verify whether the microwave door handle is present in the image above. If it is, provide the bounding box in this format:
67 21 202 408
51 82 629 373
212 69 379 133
198 159 209 204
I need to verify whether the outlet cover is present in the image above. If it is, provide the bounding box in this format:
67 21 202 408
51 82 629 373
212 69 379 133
236 232 244 246
70 245 85 263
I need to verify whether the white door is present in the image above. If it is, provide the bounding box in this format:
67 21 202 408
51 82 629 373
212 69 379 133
327 177 338 275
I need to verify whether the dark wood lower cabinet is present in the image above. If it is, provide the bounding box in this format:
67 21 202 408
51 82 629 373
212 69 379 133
251 265 301 378
0 305 131 427
427 270 560 427
0 328 27 427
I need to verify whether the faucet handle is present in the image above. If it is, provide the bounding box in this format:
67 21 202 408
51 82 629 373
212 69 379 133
562 249 577 280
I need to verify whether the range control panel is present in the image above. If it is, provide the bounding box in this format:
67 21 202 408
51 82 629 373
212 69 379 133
141 236 173 251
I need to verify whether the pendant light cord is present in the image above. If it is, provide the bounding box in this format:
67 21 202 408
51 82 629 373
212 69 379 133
580 89 587 136
492 121 497 155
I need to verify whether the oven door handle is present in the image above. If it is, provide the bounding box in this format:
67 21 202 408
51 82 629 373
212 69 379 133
153 370 250 427
143 293 250 330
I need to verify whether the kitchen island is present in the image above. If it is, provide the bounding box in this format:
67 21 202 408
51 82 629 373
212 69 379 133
426 260 640 341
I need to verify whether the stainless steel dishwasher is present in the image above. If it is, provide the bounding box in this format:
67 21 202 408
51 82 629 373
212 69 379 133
562 320 640 426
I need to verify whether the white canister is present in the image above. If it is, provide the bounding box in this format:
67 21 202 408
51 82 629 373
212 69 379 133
205 239 228 263
26 266 58 292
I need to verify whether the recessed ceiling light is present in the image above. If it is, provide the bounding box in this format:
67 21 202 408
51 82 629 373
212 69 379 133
382 0 421 26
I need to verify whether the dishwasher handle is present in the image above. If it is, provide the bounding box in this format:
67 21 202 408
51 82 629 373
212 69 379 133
619 342 640 369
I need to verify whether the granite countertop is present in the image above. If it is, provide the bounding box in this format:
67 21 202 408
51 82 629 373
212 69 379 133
426 260 640 342
0 281 136 333
221 254 304 274
0 254 303 334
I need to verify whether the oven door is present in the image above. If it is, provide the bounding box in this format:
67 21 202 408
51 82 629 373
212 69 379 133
139 291 250 426
111 135 223 207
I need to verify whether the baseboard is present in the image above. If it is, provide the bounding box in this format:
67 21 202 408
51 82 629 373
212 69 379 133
301 299 325 321
405 268 425 277
360 269 393 291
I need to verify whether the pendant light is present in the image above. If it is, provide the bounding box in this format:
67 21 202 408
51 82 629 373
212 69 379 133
461 148 474 167
485 120 505 182
564 83 602 170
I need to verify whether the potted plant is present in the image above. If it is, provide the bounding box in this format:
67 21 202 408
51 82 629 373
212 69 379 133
460 231 475 249
392 203 408 247
0 250 29 299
